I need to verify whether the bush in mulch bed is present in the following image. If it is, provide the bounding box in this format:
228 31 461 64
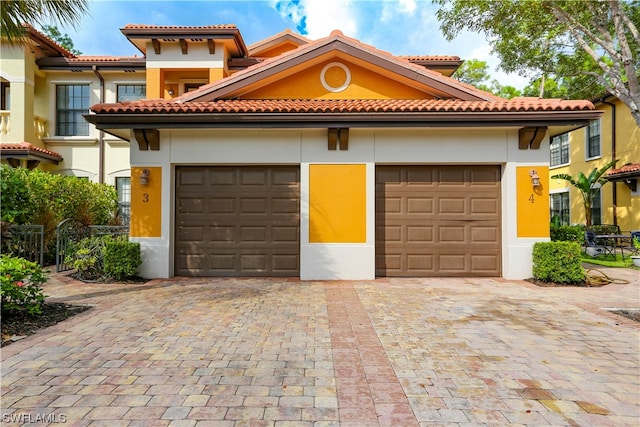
1 302 91 346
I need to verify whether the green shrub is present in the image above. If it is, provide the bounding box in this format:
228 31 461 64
104 239 141 280
532 242 585 284
1 165 120 264
67 236 108 281
67 235 141 281
0 255 47 314
550 225 584 243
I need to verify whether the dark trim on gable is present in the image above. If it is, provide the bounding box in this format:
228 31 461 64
180 36 494 102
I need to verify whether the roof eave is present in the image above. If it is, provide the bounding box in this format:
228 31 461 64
37 57 146 71
85 110 602 130
0 149 62 164
120 26 248 57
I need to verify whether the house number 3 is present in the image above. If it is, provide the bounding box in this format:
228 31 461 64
143 193 150 203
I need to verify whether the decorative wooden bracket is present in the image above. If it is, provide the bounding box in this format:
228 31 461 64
151 39 161 55
623 179 637 192
180 39 188 54
134 129 160 151
328 128 349 150
519 126 547 149
207 39 216 54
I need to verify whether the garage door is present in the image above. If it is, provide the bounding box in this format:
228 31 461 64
175 166 300 276
376 165 501 277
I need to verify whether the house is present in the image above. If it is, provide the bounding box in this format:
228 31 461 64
548 94 640 232
1 24 146 221
79 24 602 281
3 24 604 280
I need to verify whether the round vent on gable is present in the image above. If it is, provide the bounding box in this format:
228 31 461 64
320 62 351 93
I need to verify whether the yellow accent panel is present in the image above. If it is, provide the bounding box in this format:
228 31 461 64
146 69 162 99
309 164 366 243
244 60 430 99
131 167 162 237
209 68 225 82
517 166 550 238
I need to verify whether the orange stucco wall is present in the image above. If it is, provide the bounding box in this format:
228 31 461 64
309 164 367 243
517 166 550 238
243 60 431 99
131 167 162 238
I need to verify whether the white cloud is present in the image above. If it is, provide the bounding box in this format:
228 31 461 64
303 0 357 38
271 0 358 38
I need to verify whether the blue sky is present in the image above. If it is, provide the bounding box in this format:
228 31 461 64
51 0 529 89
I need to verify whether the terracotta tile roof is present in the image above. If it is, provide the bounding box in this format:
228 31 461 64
0 142 63 160
400 55 461 61
22 24 75 58
122 24 237 30
69 56 142 62
91 97 595 114
247 29 311 52
607 163 640 177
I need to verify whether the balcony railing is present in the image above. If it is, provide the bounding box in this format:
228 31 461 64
34 115 48 139
0 110 9 135
0 112 49 139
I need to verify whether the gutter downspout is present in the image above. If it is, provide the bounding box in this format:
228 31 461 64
93 66 105 184
601 96 617 226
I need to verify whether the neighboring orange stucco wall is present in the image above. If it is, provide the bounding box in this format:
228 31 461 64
517 166 550 238
244 60 431 99
309 164 367 243
131 167 162 237
146 69 162 99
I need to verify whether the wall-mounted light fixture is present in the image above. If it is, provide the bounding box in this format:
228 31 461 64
168 89 174 96
529 169 541 188
140 168 150 185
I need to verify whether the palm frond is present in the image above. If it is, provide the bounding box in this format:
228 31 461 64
1 0 89 44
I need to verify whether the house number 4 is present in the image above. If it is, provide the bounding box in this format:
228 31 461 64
529 194 535 203
143 193 150 203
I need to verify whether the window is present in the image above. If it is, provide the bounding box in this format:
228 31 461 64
550 133 569 167
586 119 601 158
591 187 602 225
56 84 90 136
116 177 131 226
117 84 146 102
184 82 206 93
550 192 570 225
1 81 9 110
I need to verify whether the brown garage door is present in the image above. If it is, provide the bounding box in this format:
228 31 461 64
376 165 501 277
175 166 300 276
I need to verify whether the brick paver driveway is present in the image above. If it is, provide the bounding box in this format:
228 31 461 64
2 268 639 426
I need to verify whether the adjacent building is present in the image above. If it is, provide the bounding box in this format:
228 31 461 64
3 24 604 280
549 94 639 232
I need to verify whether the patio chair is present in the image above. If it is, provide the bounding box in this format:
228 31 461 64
621 230 640 258
584 231 617 258
584 231 605 257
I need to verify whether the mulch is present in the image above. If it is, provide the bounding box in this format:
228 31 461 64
1 303 92 347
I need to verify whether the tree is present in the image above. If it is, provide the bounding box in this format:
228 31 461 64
551 160 618 226
1 0 89 44
42 24 81 55
522 77 568 99
452 58 522 98
435 0 640 126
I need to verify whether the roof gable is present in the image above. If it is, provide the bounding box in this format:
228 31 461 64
178 30 499 103
247 29 310 57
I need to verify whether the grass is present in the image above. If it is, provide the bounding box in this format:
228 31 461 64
581 252 635 268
